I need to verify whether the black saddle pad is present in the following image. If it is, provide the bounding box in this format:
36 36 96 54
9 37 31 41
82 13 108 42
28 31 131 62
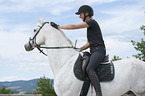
73 54 115 82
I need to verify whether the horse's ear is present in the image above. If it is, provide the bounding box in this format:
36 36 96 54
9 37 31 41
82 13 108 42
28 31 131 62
44 17 47 22
38 15 43 24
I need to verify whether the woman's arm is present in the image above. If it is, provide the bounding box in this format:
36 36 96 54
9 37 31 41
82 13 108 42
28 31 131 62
80 40 90 51
58 22 88 30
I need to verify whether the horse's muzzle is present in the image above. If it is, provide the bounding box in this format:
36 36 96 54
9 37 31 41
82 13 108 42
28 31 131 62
24 42 34 51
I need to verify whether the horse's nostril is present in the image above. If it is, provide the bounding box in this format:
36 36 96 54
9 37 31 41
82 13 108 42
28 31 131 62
24 44 29 51
24 43 34 51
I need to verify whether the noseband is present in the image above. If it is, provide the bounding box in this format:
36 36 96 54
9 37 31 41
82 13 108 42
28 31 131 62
28 22 78 56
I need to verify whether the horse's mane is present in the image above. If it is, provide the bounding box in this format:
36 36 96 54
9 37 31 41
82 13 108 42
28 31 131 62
36 21 73 46
48 23 73 46
58 29 73 45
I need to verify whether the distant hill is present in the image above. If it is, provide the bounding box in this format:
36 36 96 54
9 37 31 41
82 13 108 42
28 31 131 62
0 79 39 92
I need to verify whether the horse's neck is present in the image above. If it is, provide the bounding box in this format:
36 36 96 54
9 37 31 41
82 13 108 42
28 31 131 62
44 26 79 76
47 49 78 76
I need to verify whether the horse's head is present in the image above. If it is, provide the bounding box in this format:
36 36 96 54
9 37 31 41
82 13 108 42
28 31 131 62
24 16 47 51
25 16 74 56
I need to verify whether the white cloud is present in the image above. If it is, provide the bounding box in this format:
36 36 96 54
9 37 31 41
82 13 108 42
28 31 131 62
101 6 144 33
98 1 145 59
81 0 117 4
0 23 54 81
0 76 23 82
0 0 119 15
99 1 145 45
0 0 72 13
49 6 72 15
104 37 137 59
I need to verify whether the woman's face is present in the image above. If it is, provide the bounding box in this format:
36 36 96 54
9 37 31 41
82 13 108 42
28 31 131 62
79 12 90 21
79 12 84 21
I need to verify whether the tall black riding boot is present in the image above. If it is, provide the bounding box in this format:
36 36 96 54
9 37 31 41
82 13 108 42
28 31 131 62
80 80 90 96
88 72 102 96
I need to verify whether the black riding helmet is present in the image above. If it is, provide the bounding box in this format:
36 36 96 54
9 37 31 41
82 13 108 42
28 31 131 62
76 5 94 22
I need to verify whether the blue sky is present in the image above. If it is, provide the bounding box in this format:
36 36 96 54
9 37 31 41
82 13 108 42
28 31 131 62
0 0 145 82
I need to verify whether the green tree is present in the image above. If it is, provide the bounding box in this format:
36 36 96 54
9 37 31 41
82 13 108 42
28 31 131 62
131 25 145 62
0 86 11 94
36 76 57 96
111 55 122 61
10 90 19 94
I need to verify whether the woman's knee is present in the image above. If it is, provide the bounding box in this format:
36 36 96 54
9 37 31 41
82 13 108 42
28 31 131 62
86 67 95 76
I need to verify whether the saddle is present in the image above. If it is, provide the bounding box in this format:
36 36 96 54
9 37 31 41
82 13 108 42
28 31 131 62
74 52 115 82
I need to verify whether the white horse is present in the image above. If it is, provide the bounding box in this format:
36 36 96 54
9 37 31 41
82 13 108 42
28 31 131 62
24 17 145 96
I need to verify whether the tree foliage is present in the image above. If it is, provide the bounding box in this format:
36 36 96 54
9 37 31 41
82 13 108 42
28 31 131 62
140 25 145 35
111 55 122 61
131 25 145 62
0 86 11 94
36 76 57 96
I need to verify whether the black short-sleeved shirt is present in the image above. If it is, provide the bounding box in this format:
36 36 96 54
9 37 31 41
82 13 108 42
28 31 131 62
86 19 105 53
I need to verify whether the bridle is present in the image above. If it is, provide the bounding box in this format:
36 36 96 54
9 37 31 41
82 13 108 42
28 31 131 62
28 22 78 56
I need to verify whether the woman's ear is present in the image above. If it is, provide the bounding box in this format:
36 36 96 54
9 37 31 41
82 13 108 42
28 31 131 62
85 12 89 16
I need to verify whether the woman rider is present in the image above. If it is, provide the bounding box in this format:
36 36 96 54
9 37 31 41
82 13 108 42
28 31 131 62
57 5 106 96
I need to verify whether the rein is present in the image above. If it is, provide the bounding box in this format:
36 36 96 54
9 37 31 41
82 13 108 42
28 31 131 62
30 22 78 56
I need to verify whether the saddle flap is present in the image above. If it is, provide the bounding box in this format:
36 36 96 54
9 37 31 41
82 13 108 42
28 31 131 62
96 61 115 82
74 53 115 82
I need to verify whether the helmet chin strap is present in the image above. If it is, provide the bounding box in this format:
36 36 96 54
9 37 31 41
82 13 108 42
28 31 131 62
83 12 89 22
